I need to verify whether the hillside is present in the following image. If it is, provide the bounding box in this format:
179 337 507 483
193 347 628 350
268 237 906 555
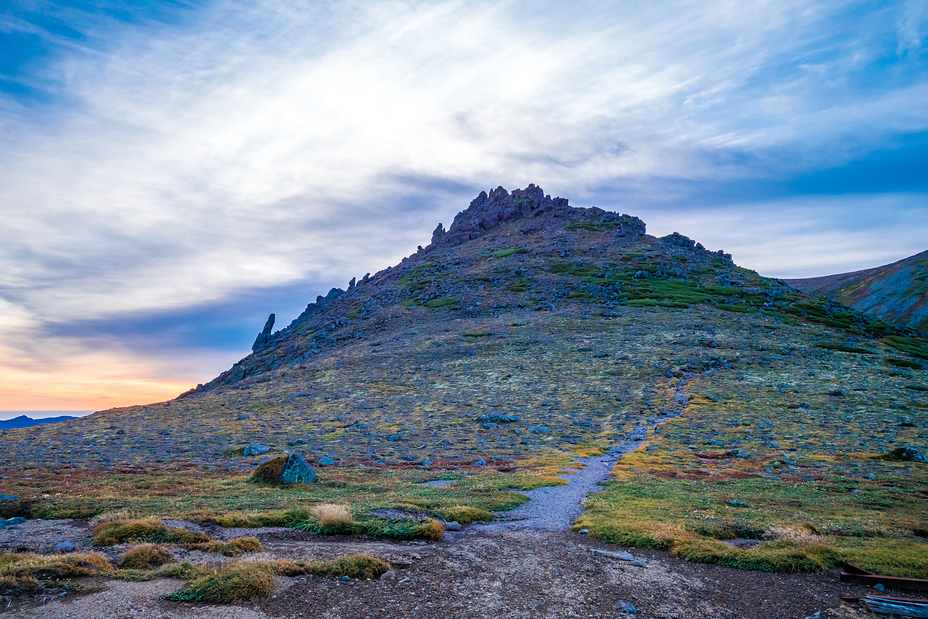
786 250 928 335
0 185 926 617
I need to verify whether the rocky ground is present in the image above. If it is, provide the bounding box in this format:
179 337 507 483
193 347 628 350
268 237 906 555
0 457 882 619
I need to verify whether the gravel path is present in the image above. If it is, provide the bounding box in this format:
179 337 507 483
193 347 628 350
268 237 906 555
472 419 673 533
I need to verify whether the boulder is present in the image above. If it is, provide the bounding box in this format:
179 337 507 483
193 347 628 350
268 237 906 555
280 453 317 484
317 456 335 466
243 444 271 456
55 541 77 553
879 446 927 462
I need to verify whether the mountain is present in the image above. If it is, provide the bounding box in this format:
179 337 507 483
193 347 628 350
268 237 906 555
4 184 924 472
2 185 927 600
0 415 78 430
785 250 928 336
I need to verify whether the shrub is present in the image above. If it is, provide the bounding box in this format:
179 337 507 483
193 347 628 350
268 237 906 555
251 456 287 485
163 562 275 604
414 519 444 541
120 544 174 569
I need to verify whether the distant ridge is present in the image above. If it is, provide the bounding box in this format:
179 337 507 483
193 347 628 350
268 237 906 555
785 249 928 336
0 415 79 429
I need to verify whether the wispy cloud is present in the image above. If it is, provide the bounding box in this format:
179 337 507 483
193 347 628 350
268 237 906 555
1 0 926 407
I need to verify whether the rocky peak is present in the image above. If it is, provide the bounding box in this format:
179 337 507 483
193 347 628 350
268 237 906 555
432 184 570 247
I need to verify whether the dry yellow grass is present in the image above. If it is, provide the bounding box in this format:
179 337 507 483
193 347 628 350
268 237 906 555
311 504 353 527
119 544 174 569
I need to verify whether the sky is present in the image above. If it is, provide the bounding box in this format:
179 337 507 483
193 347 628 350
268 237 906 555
1 0 926 414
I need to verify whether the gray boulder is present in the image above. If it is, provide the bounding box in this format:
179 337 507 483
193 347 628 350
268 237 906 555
55 541 77 553
243 444 271 456
280 453 317 484
317 456 335 465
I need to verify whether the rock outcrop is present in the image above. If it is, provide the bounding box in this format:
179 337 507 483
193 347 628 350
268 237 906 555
252 313 276 352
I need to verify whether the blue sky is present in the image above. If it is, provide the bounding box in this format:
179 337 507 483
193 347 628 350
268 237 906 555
1 0 926 410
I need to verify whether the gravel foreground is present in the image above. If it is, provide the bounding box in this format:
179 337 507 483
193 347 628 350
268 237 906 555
5 529 876 619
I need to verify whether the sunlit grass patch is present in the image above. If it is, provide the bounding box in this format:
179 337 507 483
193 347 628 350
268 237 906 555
436 505 496 524
0 552 112 590
163 562 275 604
92 519 209 547
311 504 353 527
189 537 263 557
576 474 928 576
272 555 391 579
119 544 174 569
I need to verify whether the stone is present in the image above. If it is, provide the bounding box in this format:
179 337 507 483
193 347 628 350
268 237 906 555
529 425 550 434
591 548 634 561
422 459 432 466
479 413 520 423
288 438 306 446
280 453 317 484
0 494 18 501
252 313 276 352
55 541 77 553
729 499 748 507
318 456 335 466
237 414 250 420
0 517 26 529
727 449 751 459
473 459 486 466
881 446 927 462
379 570 396 580
243 444 271 456
444 521 462 531
614 601 637 613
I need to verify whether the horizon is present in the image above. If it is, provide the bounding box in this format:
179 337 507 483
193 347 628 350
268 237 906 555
2 0 926 411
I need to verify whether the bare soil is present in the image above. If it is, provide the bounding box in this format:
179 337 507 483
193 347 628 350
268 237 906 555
4 528 878 619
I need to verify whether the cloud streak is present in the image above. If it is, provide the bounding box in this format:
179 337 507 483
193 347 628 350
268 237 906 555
1 0 926 408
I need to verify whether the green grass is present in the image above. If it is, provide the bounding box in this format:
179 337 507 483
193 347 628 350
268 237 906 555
273 555 392 579
424 297 459 308
163 562 275 604
92 519 210 547
817 343 874 354
491 247 524 258
564 222 618 232
0 552 112 590
885 336 928 359
576 476 928 575
886 358 924 370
